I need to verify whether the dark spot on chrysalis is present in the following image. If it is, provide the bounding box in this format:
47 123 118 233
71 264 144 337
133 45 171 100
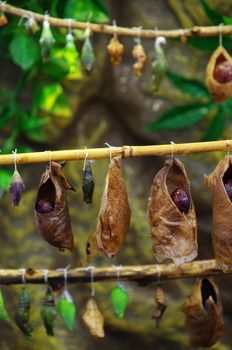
35 178 55 214
171 188 190 214
223 164 232 202
201 278 217 312
214 61 232 84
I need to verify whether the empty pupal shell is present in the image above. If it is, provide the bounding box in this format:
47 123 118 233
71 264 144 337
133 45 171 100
206 45 232 103
82 297 105 338
95 157 131 258
205 155 232 271
132 43 147 77
34 161 75 251
147 158 197 266
41 286 57 336
107 36 124 67
81 30 95 72
181 278 224 348
152 284 167 328
14 288 33 340
9 170 25 206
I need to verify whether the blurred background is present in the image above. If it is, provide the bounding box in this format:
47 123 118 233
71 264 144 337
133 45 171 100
0 0 232 349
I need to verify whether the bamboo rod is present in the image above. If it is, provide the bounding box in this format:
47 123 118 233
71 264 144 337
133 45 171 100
0 140 231 165
0 260 229 285
1 2 232 40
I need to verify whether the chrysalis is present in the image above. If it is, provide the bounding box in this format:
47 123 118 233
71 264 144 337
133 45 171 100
0 11 7 26
151 37 168 92
95 156 131 258
111 283 128 318
82 160 95 204
14 288 33 340
107 36 124 68
57 289 76 331
152 284 167 328
82 297 105 338
206 45 232 102
0 289 10 322
205 155 232 271
181 278 224 348
25 16 39 34
41 286 57 336
81 28 95 72
132 43 147 77
39 17 55 61
9 170 25 206
147 158 197 266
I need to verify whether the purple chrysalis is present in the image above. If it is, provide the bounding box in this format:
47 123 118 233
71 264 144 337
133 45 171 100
9 170 25 206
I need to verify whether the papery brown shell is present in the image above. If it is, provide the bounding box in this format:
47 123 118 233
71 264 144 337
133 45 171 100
181 278 224 348
147 158 197 266
82 297 105 338
205 155 232 271
34 161 74 251
206 45 232 102
107 36 124 68
132 43 147 77
95 157 131 258
152 284 167 328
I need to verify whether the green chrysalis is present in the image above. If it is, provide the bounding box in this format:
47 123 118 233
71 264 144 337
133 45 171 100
0 289 10 322
151 37 168 92
14 288 33 340
57 289 76 331
81 29 95 72
82 160 95 204
41 286 57 336
111 284 128 319
39 18 55 61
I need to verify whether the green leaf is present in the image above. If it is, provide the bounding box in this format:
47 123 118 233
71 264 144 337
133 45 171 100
187 36 232 52
42 57 69 80
64 0 109 23
222 98 232 119
144 103 215 131
38 83 63 111
57 290 76 331
9 34 40 70
202 107 224 141
51 93 72 118
166 70 210 98
0 289 10 322
111 284 128 319
200 0 223 25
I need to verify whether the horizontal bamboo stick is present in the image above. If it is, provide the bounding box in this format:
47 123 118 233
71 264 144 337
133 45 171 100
0 140 231 165
0 260 229 285
1 2 232 40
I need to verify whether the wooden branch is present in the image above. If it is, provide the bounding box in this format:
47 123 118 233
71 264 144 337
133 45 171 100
0 140 231 165
0 260 229 285
2 2 232 40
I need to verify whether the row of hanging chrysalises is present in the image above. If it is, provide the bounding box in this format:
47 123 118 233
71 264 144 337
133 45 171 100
7 150 232 271
1 10 232 95
0 268 225 348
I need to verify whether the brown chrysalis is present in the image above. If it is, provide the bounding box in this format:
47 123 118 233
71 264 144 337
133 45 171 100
205 155 232 271
206 45 232 102
34 161 75 251
94 157 131 258
132 43 147 77
181 278 224 348
82 297 105 338
107 36 124 68
152 284 167 328
147 158 197 266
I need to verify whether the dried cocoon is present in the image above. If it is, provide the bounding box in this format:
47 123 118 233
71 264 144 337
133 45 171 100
132 43 147 77
82 297 105 338
181 278 224 348
147 158 197 266
205 155 232 271
107 36 124 67
95 157 131 258
34 161 75 251
206 45 232 103
152 284 167 328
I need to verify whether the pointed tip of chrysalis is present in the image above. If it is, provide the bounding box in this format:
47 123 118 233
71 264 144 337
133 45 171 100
9 170 25 206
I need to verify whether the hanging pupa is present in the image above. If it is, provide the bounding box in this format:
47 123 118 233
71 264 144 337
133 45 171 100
0 289 10 322
111 283 128 319
152 284 167 328
39 16 55 61
132 43 147 77
41 286 57 336
14 288 33 340
25 16 39 34
57 288 76 331
81 27 95 72
94 156 131 258
107 35 124 68
181 278 224 348
206 45 232 103
82 159 95 204
34 161 75 251
82 297 105 338
147 157 197 266
9 150 25 206
0 11 7 26
205 155 232 271
151 36 168 92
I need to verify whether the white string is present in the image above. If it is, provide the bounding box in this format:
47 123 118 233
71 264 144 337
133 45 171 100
66 19 74 42
112 265 122 283
12 148 17 172
87 265 95 297
105 142 112 162
219 22 224 46
112 19 117 38
156 265 161 282
47 150 52 172
19 268 26 285
57 264 70 291
155 36 166 50
0 1 6 12
226 140 230 155
83 147 88 170
133 26 142 44
43 269 48 284
170 141 175 159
